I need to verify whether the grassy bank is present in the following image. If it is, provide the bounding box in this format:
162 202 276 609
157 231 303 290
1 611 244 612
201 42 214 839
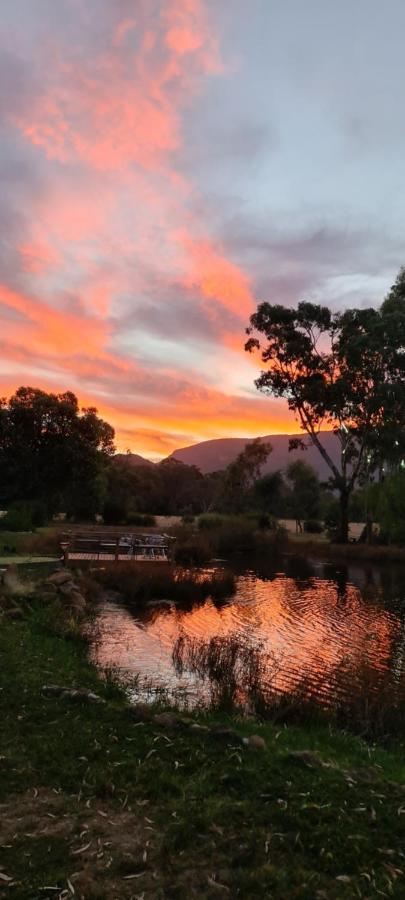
288 534 405 563
1 587 405 898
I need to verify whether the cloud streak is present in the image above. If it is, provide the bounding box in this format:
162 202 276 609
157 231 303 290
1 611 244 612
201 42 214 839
0 0 403 455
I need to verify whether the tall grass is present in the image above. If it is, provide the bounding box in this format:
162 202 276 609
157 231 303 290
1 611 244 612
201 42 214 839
172 631 405 742
173 515 287 564
91 564 236 607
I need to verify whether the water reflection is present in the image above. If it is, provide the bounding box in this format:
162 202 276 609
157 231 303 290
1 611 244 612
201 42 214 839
89 556 405 709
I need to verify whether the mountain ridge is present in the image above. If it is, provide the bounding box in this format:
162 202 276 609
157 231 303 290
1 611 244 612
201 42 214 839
170 431 340 480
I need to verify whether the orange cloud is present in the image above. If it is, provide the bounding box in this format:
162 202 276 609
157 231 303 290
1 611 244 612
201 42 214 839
0 0 273 457
177 235 255 317
0 283 112 361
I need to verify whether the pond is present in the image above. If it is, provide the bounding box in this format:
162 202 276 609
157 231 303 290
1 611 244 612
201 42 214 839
89 555 405 713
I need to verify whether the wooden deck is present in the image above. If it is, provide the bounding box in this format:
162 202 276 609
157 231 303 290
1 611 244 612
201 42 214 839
60 531 173 564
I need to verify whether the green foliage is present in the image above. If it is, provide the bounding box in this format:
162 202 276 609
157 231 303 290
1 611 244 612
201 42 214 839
0 387 114 518
125 512 156 526
103 456 218 518
198 513 227 530
253 470 285 515
176 515 287 563
246 274 405 541
0 504 33 532
218 439 272 513
286 460 320 522
303 519 323 534
378 472 405 544
0 500 48 532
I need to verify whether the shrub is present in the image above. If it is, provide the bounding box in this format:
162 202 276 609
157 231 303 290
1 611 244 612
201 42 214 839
198 514 226 530
173 516 287 563
102 500 127 525
0 503 34 532
303 519 324 534
125 512 157 526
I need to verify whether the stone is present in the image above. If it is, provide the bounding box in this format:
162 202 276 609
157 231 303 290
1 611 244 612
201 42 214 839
68 591 86 611
189 723 210 734
41 684 105 704
47 570 73 586
246 734 266 750
5 607 24 619
40 582 58 595
129 703 153 722
288 750 328 769
153 712 182 728
210 726 242 743
58 581 77 597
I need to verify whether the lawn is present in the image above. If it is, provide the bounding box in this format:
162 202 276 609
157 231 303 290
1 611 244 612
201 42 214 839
0 594 404 898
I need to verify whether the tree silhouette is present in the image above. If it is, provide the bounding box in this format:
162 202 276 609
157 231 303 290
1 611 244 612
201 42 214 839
246 275 405 542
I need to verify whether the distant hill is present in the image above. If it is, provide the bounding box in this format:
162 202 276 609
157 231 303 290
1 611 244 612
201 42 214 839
171 432 341 481
114 453 155 468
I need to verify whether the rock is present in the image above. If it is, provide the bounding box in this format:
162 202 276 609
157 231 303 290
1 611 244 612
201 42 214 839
42 685 106 704
5 607 24 619
68 591 86 612
153 712 182 728
189 723 210 734
40 582 58 595
244 734 266 750
47 570 73 586
58 581 77 597
129 703 153 722
287 750 329 769
179 716 195 726
210 726 242 744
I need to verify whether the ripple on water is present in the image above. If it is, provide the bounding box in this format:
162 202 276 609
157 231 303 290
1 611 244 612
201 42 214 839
89 561 405 709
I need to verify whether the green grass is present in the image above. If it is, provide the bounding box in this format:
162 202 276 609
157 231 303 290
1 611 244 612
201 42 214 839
0 600 405 898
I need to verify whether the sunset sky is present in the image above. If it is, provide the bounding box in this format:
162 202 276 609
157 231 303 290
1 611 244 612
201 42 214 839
1 0 404 458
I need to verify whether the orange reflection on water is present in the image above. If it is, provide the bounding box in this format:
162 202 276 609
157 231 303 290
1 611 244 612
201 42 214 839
90 568 403 707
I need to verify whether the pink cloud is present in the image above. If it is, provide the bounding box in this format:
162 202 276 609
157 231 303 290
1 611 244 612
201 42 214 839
0 0 272 456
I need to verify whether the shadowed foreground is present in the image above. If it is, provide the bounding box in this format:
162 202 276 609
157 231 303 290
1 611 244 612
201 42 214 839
1 599 405 898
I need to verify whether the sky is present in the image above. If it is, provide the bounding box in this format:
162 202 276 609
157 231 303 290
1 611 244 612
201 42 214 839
1 0 404 458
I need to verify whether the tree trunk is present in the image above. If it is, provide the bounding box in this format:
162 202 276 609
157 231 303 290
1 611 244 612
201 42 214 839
338 490 350 543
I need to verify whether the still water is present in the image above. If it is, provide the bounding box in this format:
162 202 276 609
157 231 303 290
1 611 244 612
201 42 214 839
89 556 405 710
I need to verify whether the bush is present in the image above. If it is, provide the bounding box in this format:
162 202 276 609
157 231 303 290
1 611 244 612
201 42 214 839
0 500 50 532
102 500 127 525
125 512 156 526
303 519 324 534
198 514 226 530
0 504 33 532
173 516 287 563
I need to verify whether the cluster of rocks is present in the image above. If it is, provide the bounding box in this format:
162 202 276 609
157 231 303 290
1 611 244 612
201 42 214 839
129 705 267 750
41 568 87 616
39 686 267 750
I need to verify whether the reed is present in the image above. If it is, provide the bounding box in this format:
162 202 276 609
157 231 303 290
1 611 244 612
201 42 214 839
92 564 236 607
173 515 287 564
172 631 405 742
